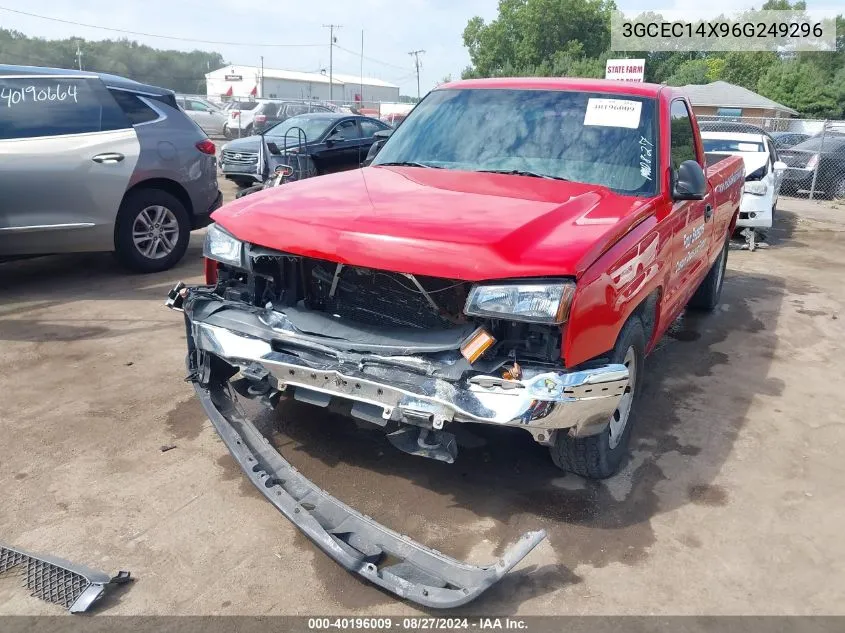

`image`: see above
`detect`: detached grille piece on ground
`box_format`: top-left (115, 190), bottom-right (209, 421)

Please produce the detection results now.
top-left (0, 541), bottom-right (120, 613)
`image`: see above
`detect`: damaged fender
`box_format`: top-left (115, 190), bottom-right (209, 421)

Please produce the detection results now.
top-left (193, 374), bottom-right (546, 608)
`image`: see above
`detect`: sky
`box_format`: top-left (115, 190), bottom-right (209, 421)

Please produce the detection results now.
top-left (0, 0), bottom-right (841, 96)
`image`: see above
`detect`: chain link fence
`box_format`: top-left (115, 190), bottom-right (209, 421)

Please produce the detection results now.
top-left (698, 116), bottom-right (845, 201)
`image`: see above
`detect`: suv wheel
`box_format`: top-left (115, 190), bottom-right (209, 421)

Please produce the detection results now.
top-left (115, 189), bottom-right (190, 273)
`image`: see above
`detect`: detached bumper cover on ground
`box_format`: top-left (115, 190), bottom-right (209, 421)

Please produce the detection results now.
top-left (192, 375), bottom-right (546, 608)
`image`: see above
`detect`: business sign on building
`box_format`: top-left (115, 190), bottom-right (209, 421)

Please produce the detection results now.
top-left (224, 74), bottom-right (243, 81)
top-left (605, 59), bottom-right (645, 82)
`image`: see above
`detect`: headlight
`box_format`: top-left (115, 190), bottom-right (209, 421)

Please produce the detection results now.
top-left (464, 281), bottom-right (576, 324)
top-left (744, 181), bottom-right (768, 196)
top-left (203, 223), bottom-right (243, 267)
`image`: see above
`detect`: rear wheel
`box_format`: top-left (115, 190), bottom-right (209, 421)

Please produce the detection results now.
top-left (833, 176), bottom-right (845, 201)
top-left (550, 316), bottom-right (645, 479)
top-left (688, 239), bottom-right (728, 311)
top-left (114, 189), bottom-right (190, 273)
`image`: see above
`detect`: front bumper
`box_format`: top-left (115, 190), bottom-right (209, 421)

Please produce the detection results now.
top-left (187, 304), bottom-right (629, 437)
top-left (738, 189), bottom-right (774, 228)
top-left (191, 373), bottom-right (546, 608)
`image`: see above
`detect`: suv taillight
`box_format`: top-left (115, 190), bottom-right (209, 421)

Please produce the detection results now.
top-left (196, 139), bottom-right (216, 155)
top-left (255, 114), bottom-right (267, 123)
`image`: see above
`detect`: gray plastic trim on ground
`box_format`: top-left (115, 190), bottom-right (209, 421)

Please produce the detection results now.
top-left (0, 542), bottom-right (114, 613)
top-left (194, 377), bottom-right (547, 608)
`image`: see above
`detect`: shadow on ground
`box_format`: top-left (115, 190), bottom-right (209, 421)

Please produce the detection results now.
top-left (243, 270), bottom-right (787, 613)
top-left (0, 241), bottom-right (205, 342)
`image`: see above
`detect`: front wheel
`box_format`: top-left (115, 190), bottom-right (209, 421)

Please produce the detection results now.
top-left (550, 316), bottom-right (645, 479)
top-left (114, 189), bottom-right (190, 273)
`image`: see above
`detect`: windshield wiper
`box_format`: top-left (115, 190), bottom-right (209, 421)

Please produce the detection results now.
top-left (378, 161), bottom-right (443, 169)
top-left (477, 169), bottom-right (569, 181)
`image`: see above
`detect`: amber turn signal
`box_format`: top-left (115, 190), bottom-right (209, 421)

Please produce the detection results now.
top-left (460, 327), bottom-right (496, 364)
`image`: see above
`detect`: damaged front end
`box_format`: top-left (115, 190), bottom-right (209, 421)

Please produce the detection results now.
top-left (165, 226), bottom-right (630, 606)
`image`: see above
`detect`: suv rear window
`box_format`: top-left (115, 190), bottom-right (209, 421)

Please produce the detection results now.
top-left (109, 89), bottom-right (160, 125)
top-left (0, 76), bottom-right (128, 140)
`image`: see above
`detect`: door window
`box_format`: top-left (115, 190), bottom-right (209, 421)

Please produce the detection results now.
top-left (187, 99), bottom-right (210, 112)
top-left (287, 104), bottom-right (309, 117)
top-left (0, 76), bottom-right (129, 139)
top-left (360, 119), bottom-right (386, 137)
top-left (331, 120), bottom-right (359, 140)
top-left (669, 100), bottom-right (698, 170)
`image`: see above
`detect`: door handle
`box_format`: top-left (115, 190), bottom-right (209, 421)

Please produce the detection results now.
top-left (704, 204), bottom-right (713, 222)
top-left (92, 153), bottom-right (125, 164)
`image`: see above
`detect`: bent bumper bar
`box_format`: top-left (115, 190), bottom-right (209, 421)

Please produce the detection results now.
top-left (192, 320), bottom-right (629, 435)
top-left (193, 376), bottom-right (546, 608)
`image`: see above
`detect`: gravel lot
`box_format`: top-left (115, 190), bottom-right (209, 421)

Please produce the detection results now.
top-left (1, 188), bottom-right (843, 616)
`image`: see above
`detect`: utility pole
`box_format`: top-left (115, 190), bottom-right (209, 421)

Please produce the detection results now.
top-left (323, 24), bottom-right (341, 101)
top-left (360, 30), bottom-right (364, 108)
top-left (260, 55), bottom-right (264, 98)
top-left (408, 49), bottom-right (425, 100)
top-left (75, 42), bottom-right (83, 70)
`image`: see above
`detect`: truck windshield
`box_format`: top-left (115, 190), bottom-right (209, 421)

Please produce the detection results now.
top-left (373, 88), bottom-right (658, 195)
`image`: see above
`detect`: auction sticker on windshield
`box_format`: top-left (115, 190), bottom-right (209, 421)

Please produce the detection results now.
top-left (584, 98), bottom-right (642, 129)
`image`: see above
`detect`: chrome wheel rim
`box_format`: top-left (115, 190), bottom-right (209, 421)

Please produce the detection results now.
top-left (132, 205), bottom-right (179, 260)
top-left (608, 346), bottom-right (637, 449)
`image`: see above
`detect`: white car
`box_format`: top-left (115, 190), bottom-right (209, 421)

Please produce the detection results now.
top-left (702, 131), bottom-right (787, 230)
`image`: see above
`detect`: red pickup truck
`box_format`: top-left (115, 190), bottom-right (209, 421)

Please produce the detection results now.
top-left (168, 78), bottom-right (744, 607)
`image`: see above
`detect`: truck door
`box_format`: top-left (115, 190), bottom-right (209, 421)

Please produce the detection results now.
top-left (666, 100), bottom-right (713, 312)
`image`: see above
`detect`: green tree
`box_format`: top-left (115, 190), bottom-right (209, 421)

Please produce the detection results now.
top-left (462, 0), bottom-right (616, 78)
top-left (757, 60), bottom-right (839, 117)
top-left (666, 59), bottom-right (711, 86)
top-left (0, 29), bottom-right (223, 93)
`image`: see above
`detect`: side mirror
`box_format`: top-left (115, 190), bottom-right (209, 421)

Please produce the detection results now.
top-left (672, 160), bottom-right (707, 201)
top-left (362, 140), bottom-right (386, 166)
top-left (373, 129), bottom-right (393, 140)
top-left (773, 160), bottom-right (787, 172)
top-left (266, 142), bottom-right (281, 155)
top-left (325, 133), bottom-right (343, 147)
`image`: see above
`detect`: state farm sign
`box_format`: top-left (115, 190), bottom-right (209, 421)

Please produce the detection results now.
top-left (605, 59), bottom-right (645, 82)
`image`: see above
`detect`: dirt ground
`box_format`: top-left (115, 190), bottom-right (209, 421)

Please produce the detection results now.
top-left (1, 188), bottom-right (843, 616)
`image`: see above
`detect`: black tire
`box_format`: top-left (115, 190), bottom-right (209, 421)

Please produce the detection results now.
top-left (550, 316), bottom-right (646, 479)
top-left (114, 188), bottom-right (191, 273)
top-left (688, 238), bottom-right (728, 311)
top-left (832, 176), bottom-right (845, 201)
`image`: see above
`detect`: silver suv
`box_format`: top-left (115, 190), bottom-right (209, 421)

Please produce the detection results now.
top-left (0, 65), bottom-right (221, 272)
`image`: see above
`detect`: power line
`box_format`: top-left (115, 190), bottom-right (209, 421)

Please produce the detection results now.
top-left (0, 6), bottom-right (323, 47)
top-left (322, 24), bottom-right (341, 101)
top-left (408, 49), bottom-right (425, 100)
top-left (333, 43), bottom-right (409, 72)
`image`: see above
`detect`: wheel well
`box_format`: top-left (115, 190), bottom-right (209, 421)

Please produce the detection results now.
top-left (632, 287), bottom-right (661, 349)
top-left (123, 178), bottom-right (194, 217)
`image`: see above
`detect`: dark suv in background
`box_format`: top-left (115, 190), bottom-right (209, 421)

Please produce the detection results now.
top-left (0, 65), bottom-right (220, 272)
top-left (252, 101), bottom-right (335, 133)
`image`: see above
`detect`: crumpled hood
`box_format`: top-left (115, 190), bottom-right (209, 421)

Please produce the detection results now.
top-left (709, 151), bottom-right (769, 178)
top-left (212, 166), bottom-right (654, 281)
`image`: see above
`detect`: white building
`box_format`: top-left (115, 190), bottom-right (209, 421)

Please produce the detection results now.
top-left (205, 65), bottom-right (400, 104)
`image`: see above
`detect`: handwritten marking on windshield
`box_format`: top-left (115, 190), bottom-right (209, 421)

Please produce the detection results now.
top-left (639, 135), bottom-right (654, 181)
top-left (1, 84), bottom-right (79, 108)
